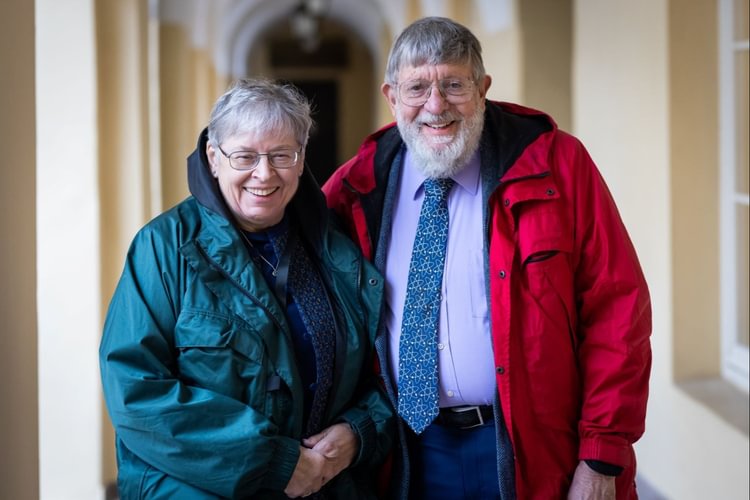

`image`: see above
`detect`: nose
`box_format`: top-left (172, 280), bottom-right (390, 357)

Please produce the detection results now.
top-left (251, 156), bottom-right (275, 180)
top-left (423, 83), bottom-right (450, 113)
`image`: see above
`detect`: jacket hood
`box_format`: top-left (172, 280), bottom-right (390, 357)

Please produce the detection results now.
top-left (187, 128), bottom-right (330, 248)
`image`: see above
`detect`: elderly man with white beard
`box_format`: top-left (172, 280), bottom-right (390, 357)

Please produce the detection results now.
top-left (324, 16), bottom-right (652, 500)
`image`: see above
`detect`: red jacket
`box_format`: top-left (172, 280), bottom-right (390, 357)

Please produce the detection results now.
top-left (323, 101), bottom-right (652, 499)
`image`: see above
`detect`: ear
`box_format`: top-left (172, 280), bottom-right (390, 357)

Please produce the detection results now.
top-left (381, 82), bottom-right (398, 117)
top-left (478, 74), bottom-right (492, 99)
top-left (205, 142), bottom-right (219, 177)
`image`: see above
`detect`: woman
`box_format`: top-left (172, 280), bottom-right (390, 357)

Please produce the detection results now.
top-left (100, 79), bottom-right (393, 499)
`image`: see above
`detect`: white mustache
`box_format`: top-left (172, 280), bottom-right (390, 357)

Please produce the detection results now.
top-left (418, 112), bottom-right (462, 125)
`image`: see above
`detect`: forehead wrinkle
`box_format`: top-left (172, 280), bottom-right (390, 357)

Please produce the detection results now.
top-left (226, 125), bottom-right (293, 150)
top-left (399, 63), bottom-right (472, 82)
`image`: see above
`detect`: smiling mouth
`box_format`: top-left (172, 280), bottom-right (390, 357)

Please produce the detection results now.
top-left (245, 187), bottom-right (279, 197)
top-left (422, 120), bottom-right (457, 144)
top-left (425, 121), bottom-right (454, 129)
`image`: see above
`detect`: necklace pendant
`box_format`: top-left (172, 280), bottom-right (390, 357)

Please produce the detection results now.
top-left (272, 269), bottom-right (278, 277)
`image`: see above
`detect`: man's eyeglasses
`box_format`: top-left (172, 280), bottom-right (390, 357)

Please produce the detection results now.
top-left (396, 77), bottom-right (476, 107)
top-left (218, 146), bottom-right (302, 171)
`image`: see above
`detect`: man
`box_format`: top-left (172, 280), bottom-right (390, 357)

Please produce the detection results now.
top-left (323, 16), bottom-right (651, 500)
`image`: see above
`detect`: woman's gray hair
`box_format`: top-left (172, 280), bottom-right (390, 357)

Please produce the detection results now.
top-left (384, 17), bottom-right (486, 85)
top-left (207, 78), bottom-right (313, 149)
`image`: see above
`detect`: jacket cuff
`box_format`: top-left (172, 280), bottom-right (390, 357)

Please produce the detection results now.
top-left (256, 436), bottom-right (300, 492)
top-left (339, 407), bottom-right (376, 467)
top-left (578, 436), bottom-right (633, 469)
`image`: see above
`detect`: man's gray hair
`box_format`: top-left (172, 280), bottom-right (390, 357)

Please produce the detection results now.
top-left (384, 17), bottom-right (486, 85)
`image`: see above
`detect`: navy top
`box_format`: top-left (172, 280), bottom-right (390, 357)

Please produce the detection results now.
top-left (242, 217), bottom-right (317, 423)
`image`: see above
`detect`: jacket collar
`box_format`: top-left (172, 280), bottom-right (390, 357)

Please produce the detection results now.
top-left (480, 101), bottom-right (555, 183)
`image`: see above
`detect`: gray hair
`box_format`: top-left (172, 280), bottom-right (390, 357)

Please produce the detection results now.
top-left (207, 78), bottom-right (313, 149)
top-left (384, 17), bottom-right (486, 86)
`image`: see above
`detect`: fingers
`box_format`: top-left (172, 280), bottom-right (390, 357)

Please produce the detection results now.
top-left (287, 426), bottom-right (359, 497)
top-left (302, 435), bottom-right (323, 448)
top-left (302, 425), bottom-right (334, 448)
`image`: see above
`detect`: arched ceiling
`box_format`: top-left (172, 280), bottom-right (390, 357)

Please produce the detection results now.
top-left (223, 0), bottom-right (393, 78)
top-left (156, 0), bottom-right (395, 78)
top-left (155, 0), bottom-right (513, 78)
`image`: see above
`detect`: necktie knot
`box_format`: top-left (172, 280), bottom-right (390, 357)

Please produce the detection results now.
top-left (423, 177), bottom-right (454, 201)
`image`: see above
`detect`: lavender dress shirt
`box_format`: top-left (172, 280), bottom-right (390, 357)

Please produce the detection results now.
top-left (384, 149), bottom-right (496, 408)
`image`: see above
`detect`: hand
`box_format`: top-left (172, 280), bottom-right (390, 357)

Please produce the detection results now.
top-left (302, 422), bottom-right (359, 481)
top-left (284, 446), bottom-right (327, 498)
top-left (284, 423), bottom-right (359, 498)
top-left (567, 461), bottom-right (616, 500)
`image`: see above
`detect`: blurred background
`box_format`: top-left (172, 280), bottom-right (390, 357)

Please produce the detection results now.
top-left (1, 0), bottom-right (748, 498)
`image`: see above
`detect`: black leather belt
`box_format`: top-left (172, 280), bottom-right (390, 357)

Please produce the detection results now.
top-left (436, 405), bottom-right (494, 429)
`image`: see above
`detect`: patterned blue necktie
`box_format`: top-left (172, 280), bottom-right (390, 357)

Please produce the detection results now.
top-left (398, 177), bottom-right (454, 434)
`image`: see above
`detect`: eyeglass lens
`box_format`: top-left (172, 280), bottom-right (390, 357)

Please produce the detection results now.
top-left (398, 78), bottom-right (474, 106)
top-left (228, 150), bottom-right (299, 170)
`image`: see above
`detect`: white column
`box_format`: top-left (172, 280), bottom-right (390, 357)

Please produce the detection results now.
top-left (36, 0), bottom-right (104, 498)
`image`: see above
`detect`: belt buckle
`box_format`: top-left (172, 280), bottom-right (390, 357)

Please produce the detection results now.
top-left (451, 405), bottom-right (484, 429)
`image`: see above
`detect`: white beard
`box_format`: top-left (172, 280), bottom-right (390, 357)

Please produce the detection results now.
top-left (396, 103), bottom-right (485, 179)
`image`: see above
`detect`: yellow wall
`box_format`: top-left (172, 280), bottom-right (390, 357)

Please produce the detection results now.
top-left (159, 24), bottom-right (198, 210)
top-left (575, 1), bottom-right (749, 498)
top-left (377, 21), bottom-right (395, 126)
top-left (670, 0), bottom-right (721, 379)
top-left (471, 9), bottom-right (523, 105)
top-left (0, 0), bottom-right (39, 498)
top-left (518, 0), bottom-right (572, 131)
top-left (96, 0), bottom-right (155, 484)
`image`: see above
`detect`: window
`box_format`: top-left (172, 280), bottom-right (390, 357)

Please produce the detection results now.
top-left (719, 0), bottom-right (750, 392)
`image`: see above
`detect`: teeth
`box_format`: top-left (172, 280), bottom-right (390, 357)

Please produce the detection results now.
top-left (427, 122), bottom-right (451, 129)
top-left (246, 187), bottom-right (278, 196)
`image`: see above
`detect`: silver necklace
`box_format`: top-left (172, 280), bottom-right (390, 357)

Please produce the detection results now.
top-left (240, 231), bottom-right (279, 277)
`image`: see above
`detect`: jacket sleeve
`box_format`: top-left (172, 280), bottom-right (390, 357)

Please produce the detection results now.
top-left (99, 225), bottom-right (301, 498)
top-left (337, 380), bottom-right (394, 469)
top-left (323, 161), bottom-right (374, 261)
top-left (329, 233), bottom-right (395, 469)
top-left (563, 135), bottom-right (653, 468)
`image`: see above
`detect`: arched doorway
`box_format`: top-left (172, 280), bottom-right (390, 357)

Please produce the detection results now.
top-left (248, 16), bottom-right (376, 185)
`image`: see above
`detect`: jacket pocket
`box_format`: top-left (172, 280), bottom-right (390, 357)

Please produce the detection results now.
top-left (174, 308), bottom-right (269, 409)
top-left (516, 207), bottom-right (580, 425)
top-left (517, 205), bottom-right (572, 265)
top-left (517, 206), bottom-right (573, 302)
top-left (522, 249), bottom-right (577, 349)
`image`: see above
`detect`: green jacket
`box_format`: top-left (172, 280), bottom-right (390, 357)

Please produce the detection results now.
top-left (100, 130), bottom-right (393, 499)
